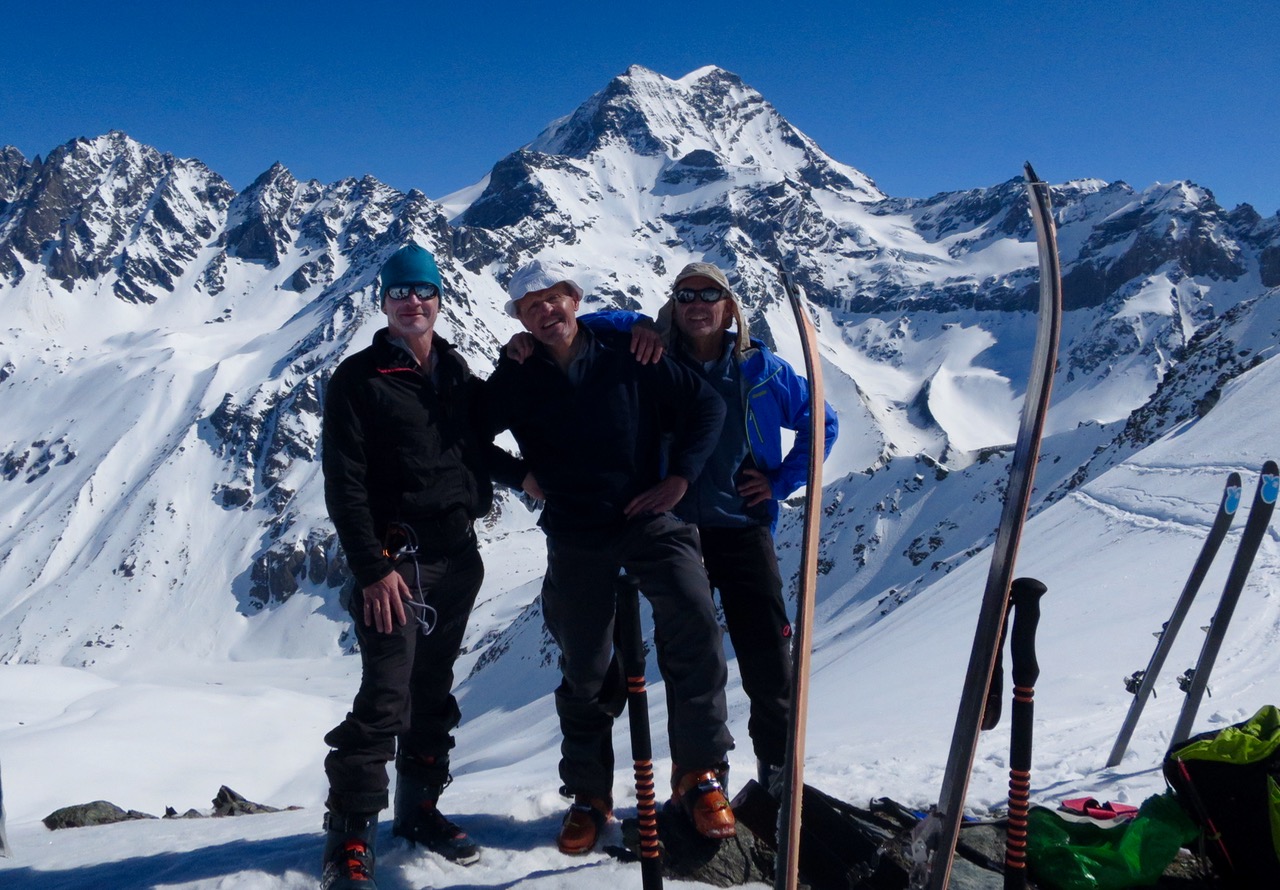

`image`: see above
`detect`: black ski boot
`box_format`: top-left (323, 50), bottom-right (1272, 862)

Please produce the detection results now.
top-left (320, 811), bottom-right (378, 890)
top-left (392, 775), bottom-right (479, 865)
top-left (757, 760), bottom-right (784, 798)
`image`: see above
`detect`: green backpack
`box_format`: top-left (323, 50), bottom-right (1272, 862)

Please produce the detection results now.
top-left (1164, 704), bottom-right (1280, 885)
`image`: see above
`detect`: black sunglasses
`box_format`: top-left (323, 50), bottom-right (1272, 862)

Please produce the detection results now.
top-left (385, 283), bottom-right (440, 301)
top-left (674, 286), bottom-right (725, 304)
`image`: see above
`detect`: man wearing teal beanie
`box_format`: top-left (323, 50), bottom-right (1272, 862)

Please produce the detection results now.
top-left (318, 242), bottom-right (525, 889)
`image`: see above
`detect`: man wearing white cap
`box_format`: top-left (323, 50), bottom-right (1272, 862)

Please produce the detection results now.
top-left (486, 258), bottom-right (738, 854)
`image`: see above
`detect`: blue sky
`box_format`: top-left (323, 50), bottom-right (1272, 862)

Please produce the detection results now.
top-left (4, 1), bottom-right (1277, 214)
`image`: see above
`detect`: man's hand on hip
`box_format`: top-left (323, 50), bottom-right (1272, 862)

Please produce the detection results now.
top-left (624, 476), bottom-right (689, 519)
top-left (362, 571), bottom-right (413, 633)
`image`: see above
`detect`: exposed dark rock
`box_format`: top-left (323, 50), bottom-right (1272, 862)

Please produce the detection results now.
top-left (1, 437), bottom-right (76, 483)
top-left (913, 178), bottom-right (1031, 243)
top-left (1261, 245), bottom-right (1280, 288)
top-left (44, 788), bottom-right (297, 829)
top-left (249, 528), bottom-right (343, 605)
top-left (211, 785), bottom-right (297, 817)
top-left (660, 150), bottom-right (729, 186)
top-left (545, 70), bottom-right (670, 159)
top-left (224, 163), bottom-right (297, 266)
top-left (618, 805), bottom-right (773, 887)
top-left (283, 251), bottom-right (335, 292)
top-left (459, 150), bottom-right (582, 231)
top-left (214, 483), bottom-right (252, 509)
top-left (43, 801), bottom-right (156, 829)
top-left (1064, 189), bottom-right (1246, 310)
top-left (0, 133), bottom-right (233, 299)
top-left (0, 144), bottom-right (30, 204)
top-left (198, 249), bottom-right (228, 296)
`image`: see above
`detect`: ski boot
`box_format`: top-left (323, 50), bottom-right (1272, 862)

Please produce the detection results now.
top-left (391, 774), bottom-right (479, 865)
top-left (320, 811), bottom-right (378, 890)
top-left (672, 767), bottom-right (736, 839)
top-left (757, 760), bottom-right (785, 798)
top-left (556, 790), bottom-right (612, 855)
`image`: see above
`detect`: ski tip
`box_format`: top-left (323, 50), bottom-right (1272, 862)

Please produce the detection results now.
top-left (1261, 460), bottom-right (1279, 505)
top-left (1023, 161), bottom-right (1039, 183)
top-left (776, 268), bottom-right (801, 299)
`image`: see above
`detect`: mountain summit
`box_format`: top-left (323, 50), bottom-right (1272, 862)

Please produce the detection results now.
top-left (0, 66), bottom-right (1276, 678)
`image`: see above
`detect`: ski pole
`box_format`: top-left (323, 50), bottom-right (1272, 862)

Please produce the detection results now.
top-left (616, 575), bottom-right (662, 890)
top-left (1004, 577), bottom-right (1047, 890)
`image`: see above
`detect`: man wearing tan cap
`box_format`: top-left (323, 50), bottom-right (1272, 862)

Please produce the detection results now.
top-left (578, 260), bottom-right (839, 797)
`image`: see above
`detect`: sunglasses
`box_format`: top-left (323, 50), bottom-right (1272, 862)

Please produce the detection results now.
top-left (674, 287), bottom-right (725, 304)
top-left (385, 283), bottom-right (440, 301)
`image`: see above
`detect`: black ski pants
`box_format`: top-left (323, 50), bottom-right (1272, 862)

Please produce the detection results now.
top-left (541, 513), bottom-right (733, 800)
top-left (323, 545), bottom-right (483, 815)
top-left (699, 524), bottom-right (792, 767)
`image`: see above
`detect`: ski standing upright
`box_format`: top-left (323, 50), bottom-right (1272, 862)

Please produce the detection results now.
top-left (910, 164), bottom-right (1063, 890)
top-left (773, 269), bottom-right (826, 890)
top-left (1105, 472), bottom-right (1243, 767)
top-left (0, 756), bottom-right (9, 857)
top-left (1170, 461), bottom-right (1279, 746)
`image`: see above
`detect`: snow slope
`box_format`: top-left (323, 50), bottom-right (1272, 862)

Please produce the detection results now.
top-left (2, 64), bottom-right (1278, 889)
top-left (2, 355), bottom-right (1276, 889)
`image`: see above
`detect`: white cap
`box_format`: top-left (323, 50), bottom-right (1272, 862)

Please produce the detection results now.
top-left (504, 259), bottom-right (583, 317)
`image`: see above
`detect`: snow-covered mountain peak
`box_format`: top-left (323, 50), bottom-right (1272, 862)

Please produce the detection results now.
top-left (4, 71), bottom-right (1280, 888)
top-left (522, 65), bottom-right (881, 200)
top-left (674, 63), bottom-right (725, 85)
top-left (1, 63), bottom-right (1278, 675)
top-left (0, 131), bottom-right (236, 302)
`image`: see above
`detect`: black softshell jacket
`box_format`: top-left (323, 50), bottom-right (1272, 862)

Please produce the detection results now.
top-left (485, 327), bottom-right (725, 535)
top-left (322, 329), bottom-right (523, 587)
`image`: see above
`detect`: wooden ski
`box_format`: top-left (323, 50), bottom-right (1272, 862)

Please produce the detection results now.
top-left (773, 270), bottom-right (826, 890)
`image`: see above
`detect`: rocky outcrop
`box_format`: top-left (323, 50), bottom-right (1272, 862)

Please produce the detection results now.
top-left (43, 801), bottom-right (157, 829)
top-left (42, 787), bottom-right (297, 829)
top-left (0, 132), bottom-right (234, 299)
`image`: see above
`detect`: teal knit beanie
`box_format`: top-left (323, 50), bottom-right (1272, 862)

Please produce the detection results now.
top-left (378, 244), bottom-right (442, 298)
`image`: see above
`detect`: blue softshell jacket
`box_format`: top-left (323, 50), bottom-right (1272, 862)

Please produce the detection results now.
top-left (580, 311), bottom-right (839, 527)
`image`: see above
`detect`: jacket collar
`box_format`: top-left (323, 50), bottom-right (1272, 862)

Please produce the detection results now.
top-left (372, 328), bottom-right (463, 380)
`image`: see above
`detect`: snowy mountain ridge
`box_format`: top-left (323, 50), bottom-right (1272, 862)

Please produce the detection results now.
top-left (0, 63), bottom-right (1276, 666)
top-left (0, 65), bottom-right (1278, 889)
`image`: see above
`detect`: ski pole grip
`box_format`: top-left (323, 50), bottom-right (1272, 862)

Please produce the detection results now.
top-left (1009, 578), bottom-right (1046, 689)
top-left (617, 575), bottom-right (645, 679)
